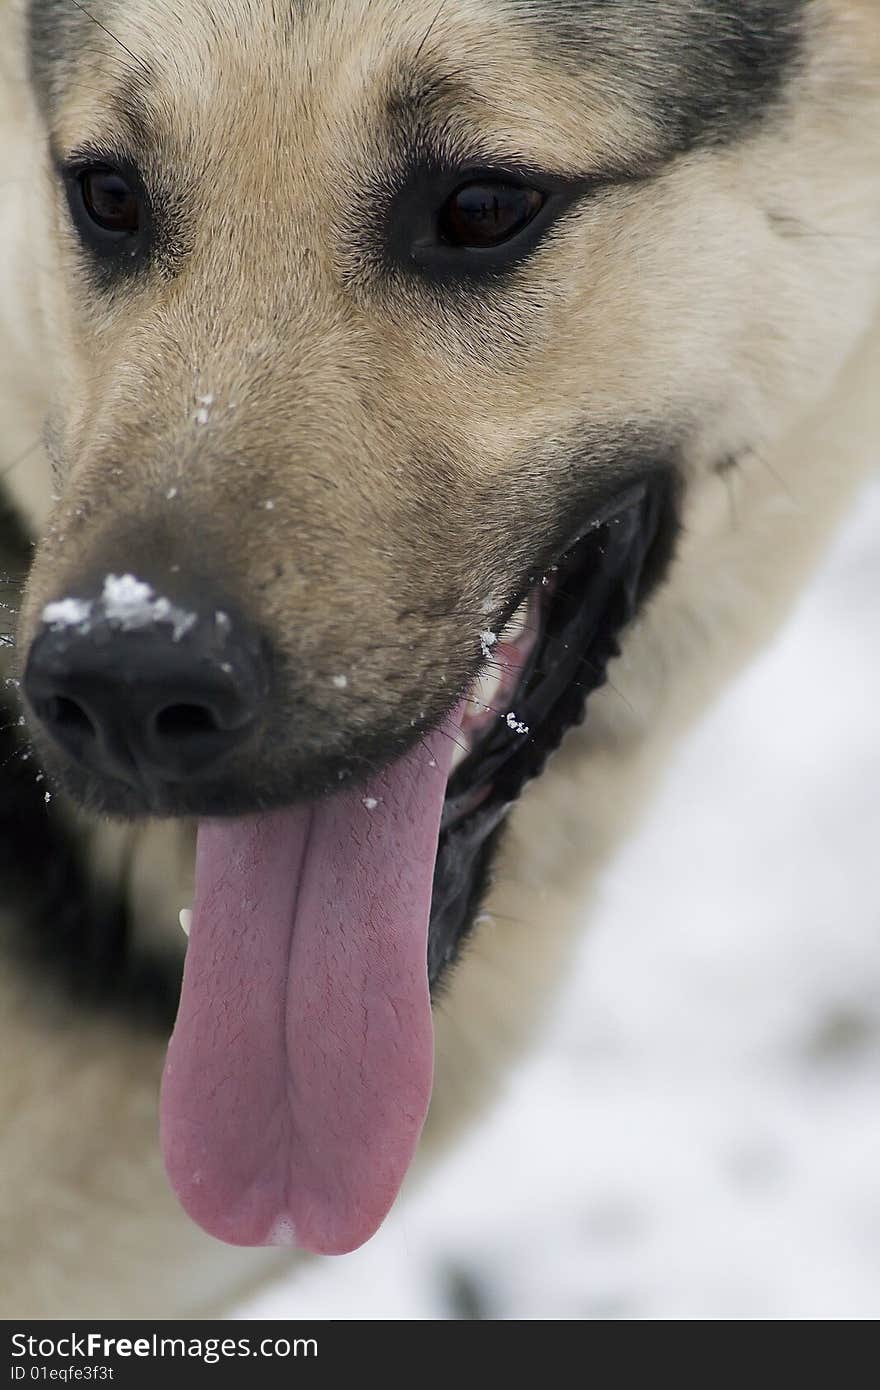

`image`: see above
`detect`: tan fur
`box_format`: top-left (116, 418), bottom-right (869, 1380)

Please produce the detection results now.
top-left (1, 0), bottom-right (878, 1315)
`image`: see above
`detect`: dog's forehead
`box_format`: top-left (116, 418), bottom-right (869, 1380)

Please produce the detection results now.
top-left (28, 0), bottom-right (638, 174)
top-left (29, 0), bottom-right (804, 175)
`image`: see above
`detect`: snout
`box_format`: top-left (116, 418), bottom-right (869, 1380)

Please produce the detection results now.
top-left (24, 575), bottom-right (267, 798)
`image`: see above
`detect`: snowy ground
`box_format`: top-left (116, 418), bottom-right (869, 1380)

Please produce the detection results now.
top-left (239, 478), bottom-right (880, 1321)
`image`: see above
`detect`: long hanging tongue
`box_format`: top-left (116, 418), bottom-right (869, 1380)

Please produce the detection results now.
top-left (160, 719), bottom-right (461, 1254)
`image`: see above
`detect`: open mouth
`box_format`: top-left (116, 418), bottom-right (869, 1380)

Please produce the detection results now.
top-left (160, 471), bottom-right (676, 1258)
top-left (428, 472), bottom-right (675, 986)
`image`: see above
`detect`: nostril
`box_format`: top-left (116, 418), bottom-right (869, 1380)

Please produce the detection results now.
top-left (25, 593), bottom-right (265, 786)
top-left (154, 703), bottom-right (222, 743)
top-left (48, 696), bottom-right (96, 740)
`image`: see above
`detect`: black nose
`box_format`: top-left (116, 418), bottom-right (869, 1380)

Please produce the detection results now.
top-left (24, 585), bottom-right (266, 788)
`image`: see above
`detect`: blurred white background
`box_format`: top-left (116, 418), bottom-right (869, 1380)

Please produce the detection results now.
top-left (240, 477), bottom-right (880, 1320)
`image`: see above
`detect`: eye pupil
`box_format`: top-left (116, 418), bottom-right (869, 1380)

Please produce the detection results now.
top-left (439, 181), bottom-right (544, 249)
top-left (79, 167), bottom-right (140, 235)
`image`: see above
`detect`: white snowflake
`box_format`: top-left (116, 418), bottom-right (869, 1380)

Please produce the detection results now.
top-left (41, 597), bottom-right (93, 631)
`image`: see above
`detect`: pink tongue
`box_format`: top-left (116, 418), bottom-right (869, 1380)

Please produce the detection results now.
top-left (160, 720), bottom-right (460, 1254)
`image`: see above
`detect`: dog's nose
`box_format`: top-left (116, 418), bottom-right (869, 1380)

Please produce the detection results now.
top-left (24, 588), bottom-right (266, 787)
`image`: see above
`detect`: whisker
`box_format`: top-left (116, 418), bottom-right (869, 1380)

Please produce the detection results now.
top-left (1, 437), bottom-right (43, 481)
top-left (435, 717), bottom-right (470, 757)
top-left (413, 0), bottom-right (449, 61)
top-left (65, 1), bottom-right (153, 79)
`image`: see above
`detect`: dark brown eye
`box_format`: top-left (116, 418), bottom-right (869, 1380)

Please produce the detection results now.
top-left (438, 181), bottom-right (545, 249)
top-left (79, 166), bottom-right (141, 235)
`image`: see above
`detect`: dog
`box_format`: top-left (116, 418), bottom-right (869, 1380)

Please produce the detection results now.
top-left (1, 0), bottom-right (878, 1317)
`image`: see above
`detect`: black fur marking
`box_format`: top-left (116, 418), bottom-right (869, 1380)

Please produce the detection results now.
top-left (0, 496), bottom-right (179, 1030)
top-left (28, 1), bottom-right (155, 118)
top-left (0, 735), bottom-right (181, 1031)
top-left (514, 0), bottom-right (807, 153)
top-left (27, 0), bottom-right (75, 114)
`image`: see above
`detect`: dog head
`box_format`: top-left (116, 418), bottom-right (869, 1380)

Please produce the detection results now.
top-left (15, 0), bottom-right (880, 1252)
top-left (20, 0), bottom-right (876, 806)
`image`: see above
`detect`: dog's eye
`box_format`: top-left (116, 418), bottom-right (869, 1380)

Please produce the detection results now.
top-left (438, 181), bottom-right (545, 249)
top-left (77, 166), bottom-right (141, 236)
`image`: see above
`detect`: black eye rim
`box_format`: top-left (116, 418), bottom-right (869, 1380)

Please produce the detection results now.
top-left (57, 148), bottom-right (151, 265)
top-left (377, 159), bottom-right (596, 286)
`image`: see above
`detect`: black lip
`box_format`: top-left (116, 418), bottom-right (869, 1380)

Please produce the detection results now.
top-left (427, 471), bottom-right (678, 990)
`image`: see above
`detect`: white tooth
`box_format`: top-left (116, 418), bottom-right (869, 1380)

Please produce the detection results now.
top-left (469, 663), bottom-right (505, 713)
top-left (500, 598), bottom-right (530, 645)
top-left (179, 908), bottom-right (192, 937)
